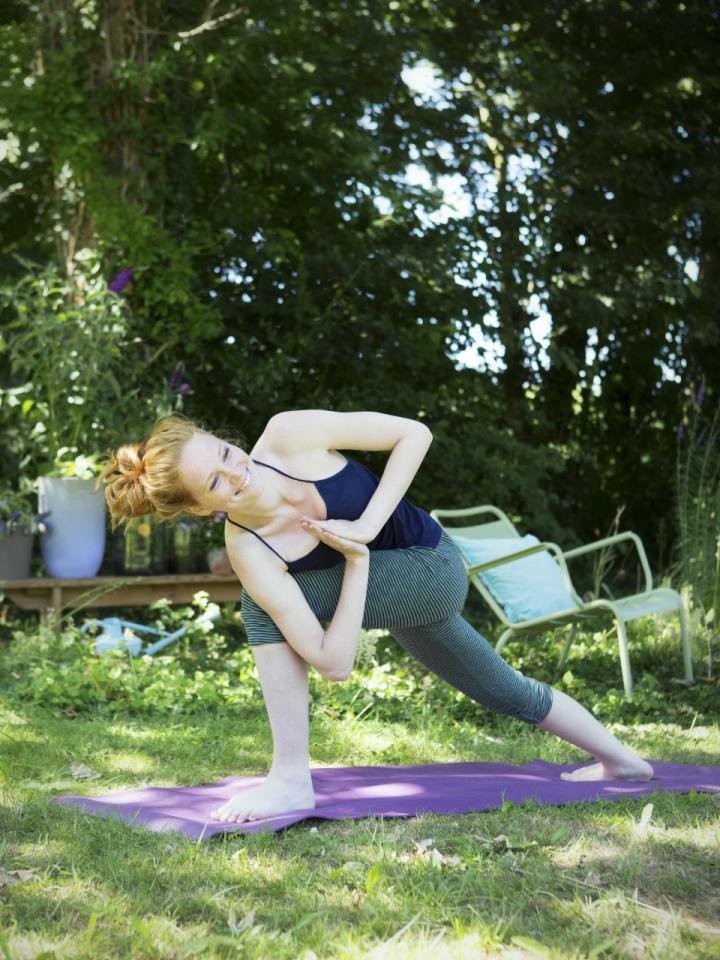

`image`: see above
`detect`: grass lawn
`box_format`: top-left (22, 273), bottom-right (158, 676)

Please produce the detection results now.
top-left (2, 690), bottom-right (719, 960)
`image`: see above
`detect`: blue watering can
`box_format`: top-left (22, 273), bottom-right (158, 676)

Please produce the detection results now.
top-left (80, 607), bottom-right (220, 656)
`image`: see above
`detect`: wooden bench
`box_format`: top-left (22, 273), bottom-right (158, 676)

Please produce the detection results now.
top-left (0, 574), bottom-right (241, 625)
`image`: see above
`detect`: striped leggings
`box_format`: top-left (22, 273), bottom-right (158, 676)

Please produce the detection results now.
top-left (241, 529), bottom-right (553, 725)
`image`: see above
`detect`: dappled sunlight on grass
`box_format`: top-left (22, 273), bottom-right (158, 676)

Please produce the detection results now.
top-left (2, 605), bottom-right (719, 959)
top-left (101, 753), bottom-right (159, 775)
top-left (0, 930), bottom-right (82, 960)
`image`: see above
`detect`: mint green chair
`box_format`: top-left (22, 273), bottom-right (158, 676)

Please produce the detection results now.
top-left (430, 505), bottom-right (694, 697)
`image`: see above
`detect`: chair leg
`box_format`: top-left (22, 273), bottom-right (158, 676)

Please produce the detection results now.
top-left (495, 628), bottom-right (514, 655)
top-left (677, 600), bottom-right (695, 683)
top-left (556, 623), bottom-right (577, 673)
top-left (615, 617), bottom-right (634, 697)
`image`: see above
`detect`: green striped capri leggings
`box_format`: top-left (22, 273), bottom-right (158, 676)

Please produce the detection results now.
top-left (241, 529), bottom-right (554, 725)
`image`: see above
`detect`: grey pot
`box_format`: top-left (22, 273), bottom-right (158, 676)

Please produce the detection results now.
top-left (0, 527), bottom-right (34, 579)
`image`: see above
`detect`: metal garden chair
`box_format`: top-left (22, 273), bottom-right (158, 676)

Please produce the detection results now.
top-left (430, 505), bottom-right (694, 697)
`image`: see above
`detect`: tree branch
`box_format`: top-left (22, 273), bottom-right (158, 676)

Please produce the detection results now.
top-left (177, 7), bottom-right (245, 39)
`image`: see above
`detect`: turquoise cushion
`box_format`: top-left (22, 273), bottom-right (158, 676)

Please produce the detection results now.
top-left (450, 533), bottom-right (577, 622)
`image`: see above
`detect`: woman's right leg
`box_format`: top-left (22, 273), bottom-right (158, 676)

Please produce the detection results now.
top-left (210, 642), bottom-right (315, 823)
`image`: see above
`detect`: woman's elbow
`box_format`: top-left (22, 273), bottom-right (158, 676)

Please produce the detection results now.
top-left (414, 421), bottom-right (432, 441)
top-left (322, 665), bottom-right (352, 682)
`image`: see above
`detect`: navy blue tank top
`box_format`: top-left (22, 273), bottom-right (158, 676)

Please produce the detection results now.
top-left (226, 456), bottom-right (442, 572)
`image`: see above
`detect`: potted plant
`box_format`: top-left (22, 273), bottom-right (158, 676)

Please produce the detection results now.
top-left (0, 487), bottom-right (52, 580)
top-left (2, 250), bottom-right (190, 578)
top-left (1, 252), bottom-right (131, 577)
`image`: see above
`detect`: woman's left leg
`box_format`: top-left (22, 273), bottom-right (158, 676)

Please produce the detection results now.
top-left (389, 614), bottom-right (652, 780)
top-left (537, 689), bottom-right (653, 781)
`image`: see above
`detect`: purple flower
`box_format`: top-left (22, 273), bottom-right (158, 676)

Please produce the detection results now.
top-left (696, 383), bottom-right (705, 406)
top-left (676, 423), bottom-right (686, 439)
top-left (696, 427), bottom-right (707, 446)
top-left (9, 511), bottom-right (21, 521)
top-left (109, 268), bottom-right (134, 293)
top-left (179, 383), bottom-right (192, 394)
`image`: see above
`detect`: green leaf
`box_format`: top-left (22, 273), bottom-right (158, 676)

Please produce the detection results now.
top-left (364, 862), bottom-right (383, 893)
top-left (588, 940), bottom-right (615, 958)
top-left (510, 936), bottom-right (552, 958)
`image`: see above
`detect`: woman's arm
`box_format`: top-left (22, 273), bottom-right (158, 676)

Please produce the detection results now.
top-left (228, 532), bottom-right (369, 682)
top-left (319, 552), bottom-right (369, 681)
top-left (267, 409), bottom-right (433, 538)
top-left (358, 427), bottom-right (433, 536)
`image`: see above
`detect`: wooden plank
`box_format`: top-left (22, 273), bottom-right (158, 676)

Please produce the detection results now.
top-left (0, 575), bottom-right (241, 611)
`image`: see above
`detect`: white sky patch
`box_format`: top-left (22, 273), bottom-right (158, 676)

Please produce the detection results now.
top-left (405, 163), bottom-right (432, 190)
top-left (402, 60), bottom-right (444, 100)
top-left (437, 174), bottom-right (473, 220)
top-left (453, 315), bottom-right (505, 375)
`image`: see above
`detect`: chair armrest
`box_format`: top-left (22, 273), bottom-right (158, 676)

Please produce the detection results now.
top-left (465, 541), bottom-right (578, 602)
top-left (562, 532), bottom-right (653, 594)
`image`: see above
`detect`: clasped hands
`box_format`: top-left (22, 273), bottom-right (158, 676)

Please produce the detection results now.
top-left (299, 515), bottom-right (376, 560)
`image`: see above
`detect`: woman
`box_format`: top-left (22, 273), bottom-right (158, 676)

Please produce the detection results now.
top-left (100, 409), bottom-right (652, 824)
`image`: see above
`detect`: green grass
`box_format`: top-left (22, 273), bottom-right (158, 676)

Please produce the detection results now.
top-left (1, 611), bottom-right (719, 959)
top-left (2, 709), bottom-right (719, 958)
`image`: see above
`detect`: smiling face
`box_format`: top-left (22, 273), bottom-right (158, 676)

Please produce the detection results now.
top-left (179, 430), bottom-right (256, 516)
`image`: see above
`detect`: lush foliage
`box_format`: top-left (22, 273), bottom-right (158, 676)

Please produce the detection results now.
top-left (0, 2), bottom-right (717, 565)
top-left (1, 593), bottom-right (715, 728)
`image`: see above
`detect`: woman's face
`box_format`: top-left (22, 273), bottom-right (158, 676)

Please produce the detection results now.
top-left (179, 431), bottom-right (257, 515)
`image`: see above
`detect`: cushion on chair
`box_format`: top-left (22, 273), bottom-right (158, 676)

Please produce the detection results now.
top-left (450, 534), bottom-right (577, 622)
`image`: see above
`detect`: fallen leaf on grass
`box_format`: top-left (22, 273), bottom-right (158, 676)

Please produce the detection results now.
top-left (638, 802), bottom-right (653, 831)
top-left (396, 838), bottom-right (465, 869)
top-left (227, 908), bottom-right (259, 936)
top-left (0, 868), bottom-right (40, 888)
top-left (69, 763), bottom-right (101, 780)
top-left (493, 834), bottom-right (539, 852)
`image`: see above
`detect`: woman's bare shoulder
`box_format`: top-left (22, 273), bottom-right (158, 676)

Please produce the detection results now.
top-left (251, 420), bottom-right (344, 476)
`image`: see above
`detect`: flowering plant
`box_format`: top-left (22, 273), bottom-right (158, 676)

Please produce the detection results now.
top-left (0, 488), bottom-right (52, 537)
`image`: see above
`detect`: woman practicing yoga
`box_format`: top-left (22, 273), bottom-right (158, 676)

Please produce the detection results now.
top-left (100, 409), bottom-right (652, 824)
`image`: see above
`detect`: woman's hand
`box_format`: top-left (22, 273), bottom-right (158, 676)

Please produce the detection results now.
top-left (300, 517), bottom-right (376, 544)
top-left (300, 517), bottom-right (370, 562)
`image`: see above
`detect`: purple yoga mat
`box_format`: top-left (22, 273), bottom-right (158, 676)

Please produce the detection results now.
top-left (52, 759), bottom-right (720, 840)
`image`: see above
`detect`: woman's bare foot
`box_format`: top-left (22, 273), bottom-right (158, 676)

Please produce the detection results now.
top-left (210, 772), bottom-right (315, 823)
top-left (561, 757), bottom-right (654, 782)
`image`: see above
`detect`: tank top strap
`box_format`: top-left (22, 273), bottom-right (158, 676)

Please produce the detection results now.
top-left (251, 458), bottom-right (314, 482)
top-left (225, 516), bottom-right (288, 564)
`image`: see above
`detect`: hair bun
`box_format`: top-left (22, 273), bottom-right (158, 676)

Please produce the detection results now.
top-left (97, 440), bottom-right (155, 530)
top-left (128, 446), bottom-right (146, 481)
top-left (119, 444), bottom-right (144, 482)
top-left (98, 413), bottom-right (202, 532)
